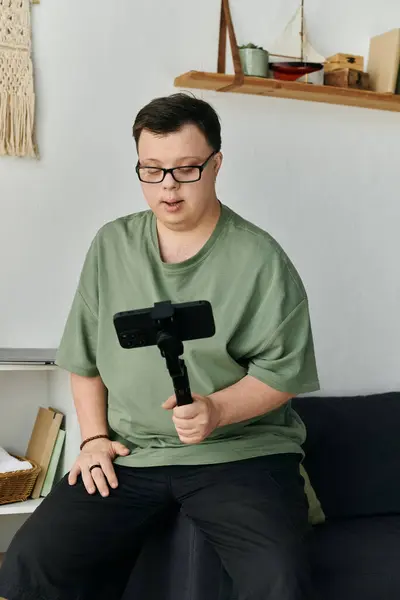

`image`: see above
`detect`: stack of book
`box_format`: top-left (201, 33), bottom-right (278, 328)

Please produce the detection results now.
top-left (367, 28), bottom-right (400, 94)
top-left (26, 407), bottom-right (66, 498)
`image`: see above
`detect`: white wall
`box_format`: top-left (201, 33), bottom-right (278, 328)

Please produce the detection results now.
top-left (0, 0), bottom-right (399, 395)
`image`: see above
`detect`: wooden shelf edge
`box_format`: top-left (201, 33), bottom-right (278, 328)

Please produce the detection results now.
top-left (174, 71), bottom-right (400, 113)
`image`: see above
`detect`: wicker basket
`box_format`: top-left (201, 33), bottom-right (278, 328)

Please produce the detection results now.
top-left (0, 455), bottom-right (41, 505)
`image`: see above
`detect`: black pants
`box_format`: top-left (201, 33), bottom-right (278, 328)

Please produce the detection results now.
top-left (0, 453), bottom-right (314, 600)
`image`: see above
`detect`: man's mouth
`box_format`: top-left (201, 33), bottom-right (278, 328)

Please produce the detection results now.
top-left (162, 200), bottom-right (183, 207)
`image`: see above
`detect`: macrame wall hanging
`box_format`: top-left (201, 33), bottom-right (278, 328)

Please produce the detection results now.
top-left (0, 0), bottom-right (38, 158)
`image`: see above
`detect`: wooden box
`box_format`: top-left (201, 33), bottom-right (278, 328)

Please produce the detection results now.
top-left (325, 53), bottom-right (364, 73)
top-left (324, 68), bottom-right (370, 90)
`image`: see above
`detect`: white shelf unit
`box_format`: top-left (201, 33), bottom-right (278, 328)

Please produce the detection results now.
top-left (0, 365), bottom-right (58, 372)
top-left (0, 498), bottom-right (43, 516)
top-left (0, 353), bottom-right (79, 553)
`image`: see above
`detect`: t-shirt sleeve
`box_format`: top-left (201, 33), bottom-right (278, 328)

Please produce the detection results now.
top-left (247, 298), bottom-right (320, 394)
top-left (238, 242), bottom-right (320, 395)
top-left (55, 234), bottom-right (100, 377)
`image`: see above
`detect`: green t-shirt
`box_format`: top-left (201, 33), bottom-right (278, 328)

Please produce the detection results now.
top-left (55, 204), bottom-right (320, 467)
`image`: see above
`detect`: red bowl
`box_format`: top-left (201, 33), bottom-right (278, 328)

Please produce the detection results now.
top-left (270, 62), bottom-right (323, 81)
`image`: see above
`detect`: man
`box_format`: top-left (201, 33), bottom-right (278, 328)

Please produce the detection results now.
top-left (0, 93), bottom-right (319, 600)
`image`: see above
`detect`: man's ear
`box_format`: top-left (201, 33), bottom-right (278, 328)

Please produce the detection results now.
top-left (214, 152), bottom-right (223, 177)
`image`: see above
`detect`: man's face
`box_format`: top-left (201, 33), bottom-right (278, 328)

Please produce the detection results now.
top-left (137, 124), bottom-right (222, 231)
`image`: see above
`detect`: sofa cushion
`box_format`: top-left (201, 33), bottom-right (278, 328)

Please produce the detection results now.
top-left (293, 392), bottom-right (400, 519)
top-left (300, 464), bottom-right (325, 524)
top-left (310, 516), bottom-right (400, 600)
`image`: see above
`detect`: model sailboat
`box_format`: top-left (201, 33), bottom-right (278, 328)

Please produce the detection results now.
top-left (268, 0), bottom-right (325, 82)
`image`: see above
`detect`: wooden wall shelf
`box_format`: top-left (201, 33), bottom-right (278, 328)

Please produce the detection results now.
top-left (174, 71), bottom-right (400, 113)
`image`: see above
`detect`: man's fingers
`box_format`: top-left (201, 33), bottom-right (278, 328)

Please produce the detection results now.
top-left (176, 427), bottom-right (199, 438)
top-left (91, 467), bottom-right (110, 497)
top-left (173, 414), bottom-right (208, 428)
top-left (162, 396), bottom-right (177, 410)
top-left (101, 459), bottom-right (119, 489)
top-left (172, 415), bottom-right (197, 431)
top-left (173, 404), bottom-right (199, 419)
top-left (113, 442), bottom-right (130, 456)
top-left (81, 468), bottom-right (97, 495)
top-left (78, 459), bottom-right (118, 496)
top-left (68, 464), bottom-right (80, 486)
top-left (178, 433), bottom-right (201, 445)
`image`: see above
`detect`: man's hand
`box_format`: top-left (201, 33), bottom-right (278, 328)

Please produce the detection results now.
top-left (162, 394), bottom-right (222, 444)
top-left (68, 439), bottom-right (130, 497)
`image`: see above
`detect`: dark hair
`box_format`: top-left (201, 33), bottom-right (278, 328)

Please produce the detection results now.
top-left (132, 93), bottom-right (221, 152)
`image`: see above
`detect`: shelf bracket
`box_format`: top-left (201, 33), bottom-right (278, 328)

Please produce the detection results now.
top-left (217, 0), bottom-right (244, 92)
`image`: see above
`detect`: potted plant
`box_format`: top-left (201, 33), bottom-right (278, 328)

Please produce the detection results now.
top-left (239, 43), bottom-right (269, 78)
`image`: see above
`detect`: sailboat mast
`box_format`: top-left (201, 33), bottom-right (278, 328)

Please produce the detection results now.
top-left (300, 0), bottom-right (305, 62)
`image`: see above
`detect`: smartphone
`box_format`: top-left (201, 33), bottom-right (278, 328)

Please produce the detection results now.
top-left (113, 300), bottom-right (215, 350)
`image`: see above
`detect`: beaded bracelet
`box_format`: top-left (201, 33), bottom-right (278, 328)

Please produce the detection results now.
top-left (80, 434), bottom-right (109, 451)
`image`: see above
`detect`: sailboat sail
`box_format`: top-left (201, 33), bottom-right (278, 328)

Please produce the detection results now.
top-left (269, 6), bottom-right (325, 63)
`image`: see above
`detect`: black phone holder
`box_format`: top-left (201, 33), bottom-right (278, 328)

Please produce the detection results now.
top-left (151, 301), bottom-right (193, 406)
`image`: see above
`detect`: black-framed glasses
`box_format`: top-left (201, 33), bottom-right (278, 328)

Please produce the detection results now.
top-left (136, 151), bottom-right (217, 184)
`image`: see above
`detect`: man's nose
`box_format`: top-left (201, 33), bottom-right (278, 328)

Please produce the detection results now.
top-left (162, 172), bottom-right (179, 189)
